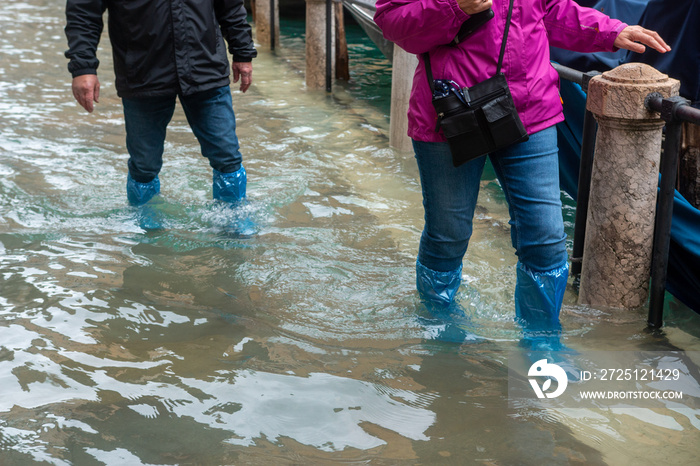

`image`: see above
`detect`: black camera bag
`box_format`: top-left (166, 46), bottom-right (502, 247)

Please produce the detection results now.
top-left (425, 0), bottom-right (528, 167)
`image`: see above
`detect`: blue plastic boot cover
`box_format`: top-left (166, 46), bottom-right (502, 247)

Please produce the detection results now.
top-left (213, 166), bottom-right (247, 204)
top-left (416, 260), bottom-right (462, 308)
top-left (126, 174), bottom-right (160, 206)
top-left (515, 261), bottom-right (569, 344)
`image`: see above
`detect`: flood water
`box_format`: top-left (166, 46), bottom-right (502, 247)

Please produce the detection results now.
top-left (1, 1), bottom-right (700, 464)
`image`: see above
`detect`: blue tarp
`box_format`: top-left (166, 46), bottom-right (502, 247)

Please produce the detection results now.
top-left (551, 0), bottom-right (649, 72)
top-left (551, 0), bottom-right (700, 106)
top-left (626, 0), bottom-right (700, 107)
top-left (553, 0), bottom-right (700, 313)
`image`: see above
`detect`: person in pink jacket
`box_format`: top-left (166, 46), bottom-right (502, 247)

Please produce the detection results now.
top-left (374, 0), bottom-right (670, 347)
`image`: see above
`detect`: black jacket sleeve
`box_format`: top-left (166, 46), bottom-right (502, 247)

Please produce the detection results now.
top-left (214, 0), bottom-right (257, 62)
top-left (64, 0), bottom-right (107, 77)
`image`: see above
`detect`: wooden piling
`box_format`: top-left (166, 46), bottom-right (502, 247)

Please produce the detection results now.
top-left (305, 0), bottom-right (334, 89)
top-left (389, 46), bottom-right (418, 152)
top-left (254, 0), bottom-right (279, 50)
top-left (335, 1), bottom-right (349, 81)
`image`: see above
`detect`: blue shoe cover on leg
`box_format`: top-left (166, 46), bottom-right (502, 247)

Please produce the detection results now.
top-left (126, 175), bottom-right (163, 230)
top-left (127, 174), bottom-right (160, 206)
top-left (515, 261), bottom-right (575, 352)
top-left (514, 262), bottom-right (579, 380)
top-left (415, 260), bottom-right (480, 343)
top-left (213, 166), bottom-right (246, 204)
top-left (212, 166), bottom-right (257, 237)
top-left (416, 260), bottom-right (462, 309)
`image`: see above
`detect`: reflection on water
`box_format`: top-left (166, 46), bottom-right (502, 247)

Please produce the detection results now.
top-left (1, 1), bottom-right (700, 464)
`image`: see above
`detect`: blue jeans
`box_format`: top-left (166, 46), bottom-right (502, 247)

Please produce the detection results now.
top-left (122, 86), bottom-right (242, 183)
top-left (413, 126), bottom-right (568, 275)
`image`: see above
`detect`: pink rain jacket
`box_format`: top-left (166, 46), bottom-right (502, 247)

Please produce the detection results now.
top-left (374, 0), bottom-right (627, 142)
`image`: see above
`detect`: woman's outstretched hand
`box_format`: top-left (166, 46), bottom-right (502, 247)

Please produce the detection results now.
top-left (614, 25), bottom-right (671, 54)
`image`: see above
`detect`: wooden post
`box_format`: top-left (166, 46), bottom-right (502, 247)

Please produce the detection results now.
top-left (389, 46), bottom-right (418, 152)
top-left (335, 1), bottom-right (349, 81)
top-left (579, 63), bottom-right (680, 309)
top-left (305, 0), bottom-right (334, 89)
top-left (678, 122), bottom-right (700, 209)
top-left (254, 0), bottom-right (279, 50)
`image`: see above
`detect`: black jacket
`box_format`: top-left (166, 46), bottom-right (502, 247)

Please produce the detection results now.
top-left (65, 0), bottom-right (257, 98)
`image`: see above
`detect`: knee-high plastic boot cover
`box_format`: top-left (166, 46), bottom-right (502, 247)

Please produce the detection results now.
top-left (127, 174), bottom-right (160, 206)
top-left (213, 166), bottom-right (246, 204)
top-left (127, 174), bottom-right (163, 230)
top-left (213, 166), bottom-right (256, 237)
top-left (416, 260), bottom-right (479, 343)
top-left (515, 261), bottom-right (569, 351)
top-left (416, 260), bottom-right (462, 309)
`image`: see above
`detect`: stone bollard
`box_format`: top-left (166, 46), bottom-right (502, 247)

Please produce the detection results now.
top-left (254, 0), bottom-right (279, 50)
top-left (305, 0), bottom-right (334, 89)
top-left (579, 63), bottom-right (680, 309)
top-left (389, 47), bottom-right (418, 152)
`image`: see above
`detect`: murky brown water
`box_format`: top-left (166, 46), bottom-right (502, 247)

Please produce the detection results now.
top-left (1, 1), bottom-right (699, 464)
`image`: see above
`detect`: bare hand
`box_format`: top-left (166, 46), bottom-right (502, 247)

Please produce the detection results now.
top-left (457, 0), bottom-right (492, 16)
top-left (72, 74), bottom-right (100, 113)
top-left (614, 25), bottom-right (671, 54)
top-left (232, 61), bottom-right (253, 93)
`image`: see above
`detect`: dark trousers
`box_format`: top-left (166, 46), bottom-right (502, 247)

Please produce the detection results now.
top-left (122, 85), bottom-right (242, 183)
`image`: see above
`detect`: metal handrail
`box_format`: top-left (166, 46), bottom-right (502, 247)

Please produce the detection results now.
top-left (646, 93), bottom-right (700, 125)
top-left (551, 63), bottom-right (600, 279)
top-left (645, 94), bottom-right (699, 328)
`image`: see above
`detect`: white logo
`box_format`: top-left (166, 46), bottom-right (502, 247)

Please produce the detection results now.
top-left (528, 359), bottom-right (568, 399)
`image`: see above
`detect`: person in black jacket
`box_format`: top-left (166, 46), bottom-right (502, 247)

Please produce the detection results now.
top-left (64, 0), bottom-right (258, 231)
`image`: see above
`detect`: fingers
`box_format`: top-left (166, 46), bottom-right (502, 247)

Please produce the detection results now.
top-left (231, 69), bottom-right (251, 93)
top-left (72, 85), bottom-right (93, 113)
top-left (614, 25), bottom-right (671, 54)
top-left (72, 75), bottom-right (100, 113)
top-left (616, 35), bottom-right (646, 54)
top-left (239, 72), bottom-right (251, 93)
top-left (638, 27), bottom-right (672, 53)
top-left (479, 0), bottom-right (493, 13)
top-left (231, 62), bottom-right (253, 93)
top-left (456, 0), bottom-right (492, 15)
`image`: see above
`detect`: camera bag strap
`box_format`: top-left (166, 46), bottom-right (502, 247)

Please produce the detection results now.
top-left (422, 0), bottom-right (515, 90)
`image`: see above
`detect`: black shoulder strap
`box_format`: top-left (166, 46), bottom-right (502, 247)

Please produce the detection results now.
top-left (496, 0), bottom-right (515, 74)
top-left (423, 0), bottom-right (515, 87)
top-left (424, 52), bottom-right (435, 94)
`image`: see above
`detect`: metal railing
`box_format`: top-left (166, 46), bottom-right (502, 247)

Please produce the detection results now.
top-left (552, 62), bottom-right (700, 329)
top-left (645, 93), bottom-right (700, 328)
top-left (551, 63), bottom-right (600, 282)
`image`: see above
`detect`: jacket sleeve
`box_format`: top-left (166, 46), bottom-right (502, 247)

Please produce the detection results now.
top-left (215, 0), bottom-right (258, 62)
top-left (373, 0), bottom-right (469, 54)
top-left (544, 0), bottom-right (627, 53)
top-left (64, 0), bottom-right (106, 77)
